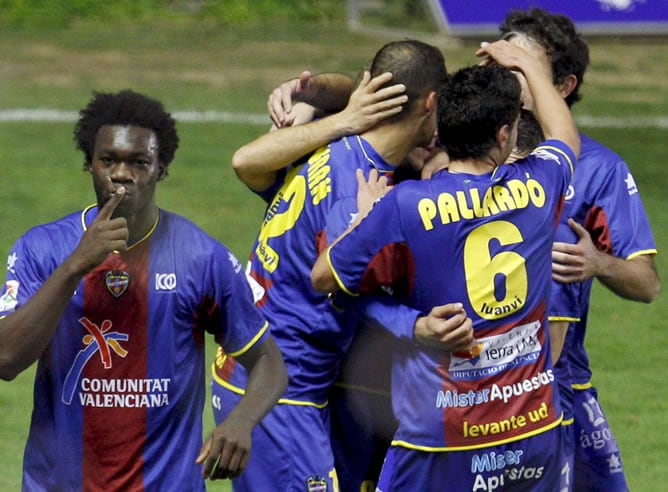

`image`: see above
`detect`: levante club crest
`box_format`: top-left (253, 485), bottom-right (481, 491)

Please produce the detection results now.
top-left (105, 270), bottom-right (131, 298)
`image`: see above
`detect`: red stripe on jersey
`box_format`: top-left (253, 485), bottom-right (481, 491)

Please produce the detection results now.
top-left (81, 246), bottom-right (150, 490)
top-left (360, 242), bottom-right (415, 298)
top-left (584, 205), bottom-right (613, 255)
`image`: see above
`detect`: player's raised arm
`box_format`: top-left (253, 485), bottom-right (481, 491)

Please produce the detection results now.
top-left (232, 71), bottom-right (407, 192)
top-left (477, 40), bottom-right (580, 159)
top-left (0, 190), bottom-right (129, 381)
top-left (268, 71), bottom-right (359, 127)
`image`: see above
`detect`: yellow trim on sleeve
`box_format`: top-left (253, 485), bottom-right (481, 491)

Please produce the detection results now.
top-left (627, 249), bottom-right (657, 260)
top-left (326, 246), bottom-right (358, 297)
top-left (226, 320), bottom-right (269, 358)
top-left (561, 417), bottom-right (574, 426)
top-left (571, 382), bottom-right (593, 390)
top-left (390, 414), bottom-right (563, 452)
top-left (536, 144), bottom-right (575, 176)
top-left (211, 366), bottom-right (329, 408)
top-left (548, 316), bottom-right (580, 323)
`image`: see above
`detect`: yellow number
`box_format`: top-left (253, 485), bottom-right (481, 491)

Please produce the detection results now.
top-left (328, 468), bottom-right (340, 492)
top-left (360, 479), bottom-right (376, 492)
top-left (255, 166), bottom-right (306, 273)
top-left (464, 221), bottom-right (528, 319)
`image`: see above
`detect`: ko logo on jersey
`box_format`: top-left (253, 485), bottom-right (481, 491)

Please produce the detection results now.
top-left (155, 273), bottom-right (177, 291)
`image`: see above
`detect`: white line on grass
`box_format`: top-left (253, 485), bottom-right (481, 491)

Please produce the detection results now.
top-left (0, 109), bottom-right (667, 128)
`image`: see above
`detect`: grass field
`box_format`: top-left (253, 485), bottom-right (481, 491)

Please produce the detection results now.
top-left (0, 17), bottom-right (666, 491)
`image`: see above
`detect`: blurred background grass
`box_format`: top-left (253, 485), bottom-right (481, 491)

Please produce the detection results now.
top-left (0, 2), bottom-right (666, 490)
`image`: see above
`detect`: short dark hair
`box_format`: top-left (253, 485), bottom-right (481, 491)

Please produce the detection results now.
top-left (500, 8), bottom-right (590, 107)
top-left (74, 89), bottom-right (179, 170)
top-left (516, 109), bottom-right (544, 156)
top-left (367, 39), bottom-right (447, 122)
top-left (437, 64), bottom-right (521, 160)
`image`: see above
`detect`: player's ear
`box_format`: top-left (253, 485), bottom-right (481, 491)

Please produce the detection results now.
top-left (425, 91), bottom-right (437, 115)
top-left (556, 74), bottom-right (578, 100)
top-left (496, 123), bottom-right (511, 148)
top-left (156, 163), bottom-right (167, 181)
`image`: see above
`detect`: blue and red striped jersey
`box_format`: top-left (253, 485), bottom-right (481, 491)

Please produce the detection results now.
top-left (327, 140), bottom-right (575, 450)
top-left (216, 135), bottom-right (397, 406)
top-left (1, 206), bottom-right (268, 491)
top-left (548, 133), bottom-right (657, 386)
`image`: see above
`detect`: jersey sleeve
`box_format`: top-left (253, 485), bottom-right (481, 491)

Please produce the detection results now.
top-left (331, 292), bottom-right (421, 340)
top-left (0, 235), bottom-right (47, 316)
top-left (206, 245), bottom-right (269, 357)
top-left (533, 139), bottom-right (576, 193)
top-left (327, 189), bottom-right (407, 295)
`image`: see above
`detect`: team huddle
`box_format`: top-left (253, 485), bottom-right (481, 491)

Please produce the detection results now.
top-left (0, 6), bottom-right (658, 492)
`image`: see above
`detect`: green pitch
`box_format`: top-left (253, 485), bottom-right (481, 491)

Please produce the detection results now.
top-left (0, 19), bottom-right (666, 491)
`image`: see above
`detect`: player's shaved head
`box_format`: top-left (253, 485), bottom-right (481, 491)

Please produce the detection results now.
top-left (367, 39), bottom-right (447, 121)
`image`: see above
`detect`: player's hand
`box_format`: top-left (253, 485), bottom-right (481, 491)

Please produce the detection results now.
top-left (197, 419), bottom-right (253, 481)
top-left (267, 71), bottom-right (312, 128)
top-left (476, 40), bottom-right (550, 80)
top-left (552, 218), bottom-right (603, 283)
top-left (355, 168), bottom-right (392, 220)
top-left (69, 188), bottom-right (128, 274)
top-left (335, 71), bottom-right (407, 135)
top-left (288, 102), bottom-right (319, 127)
top-left (414, 303), bottom-right (476, 352)
top-left (404, 137), bottom-right (448, 179)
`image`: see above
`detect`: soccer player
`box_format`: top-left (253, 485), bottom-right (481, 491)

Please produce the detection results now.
top-left (499, 9), bottom-right (660, 491)
top-left (227, 65), bottom-right (473, 492)
top-left (0, 90), bottom-right (287, 490)
top-left (212, 40), bottom-right (451, 491)
top-left (312, 38), bottom-right (580, 490)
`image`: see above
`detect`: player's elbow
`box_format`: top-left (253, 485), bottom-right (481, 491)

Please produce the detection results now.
top-left (639, 277), bottom-right (660, 304)
top-left (311, 263), bottom-right (334, 293)
top-left (633, 258), bottom-right (661, 303)
top-left (0, 354), bottom-right (22, 381)
top-left (231, 147), bottom-right (252, 179)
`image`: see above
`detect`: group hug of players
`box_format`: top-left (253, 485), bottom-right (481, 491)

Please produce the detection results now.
top-left (0, 6), bottom-right (657, 492)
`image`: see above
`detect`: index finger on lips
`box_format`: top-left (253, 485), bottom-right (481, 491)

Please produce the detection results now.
top-left (96, 187), bottom-right (125, 221)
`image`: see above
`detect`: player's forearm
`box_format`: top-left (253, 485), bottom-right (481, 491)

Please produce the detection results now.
top-left (296, 73), bottom-right (355, 112)
top-left (232, 336), bottom-right (287, 426)
top-left (0, 258), bottom-right (84, 380)
top-left (549, 320), bottom-right (569, 363)
top-left (231, 113), bottom-right (356, 192)
top-left (359, 296), bottom-right (422, 340)
top-left (596, 254), bottom-right (660, 303)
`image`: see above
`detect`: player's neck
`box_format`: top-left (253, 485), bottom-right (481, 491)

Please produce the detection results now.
top-left (448, 156), bottom-right (497, 175)
top-left (125, 205), bottom-right (159, 246)
top-left (361, 124), bottom-right (422, 167)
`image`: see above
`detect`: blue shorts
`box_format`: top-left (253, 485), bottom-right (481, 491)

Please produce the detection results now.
top-left (212, 379), bottom-right (339, 492)
top-left (556, 358), bottom-right (575, 492)
top-left (573, 386), bottom-right (629, 492)
top-left (376, 425), bottom-right (565, 492)
top-left (329, 384), bottom-right (396, 492)
top-left (560, 419), bottom-right (575, 492)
